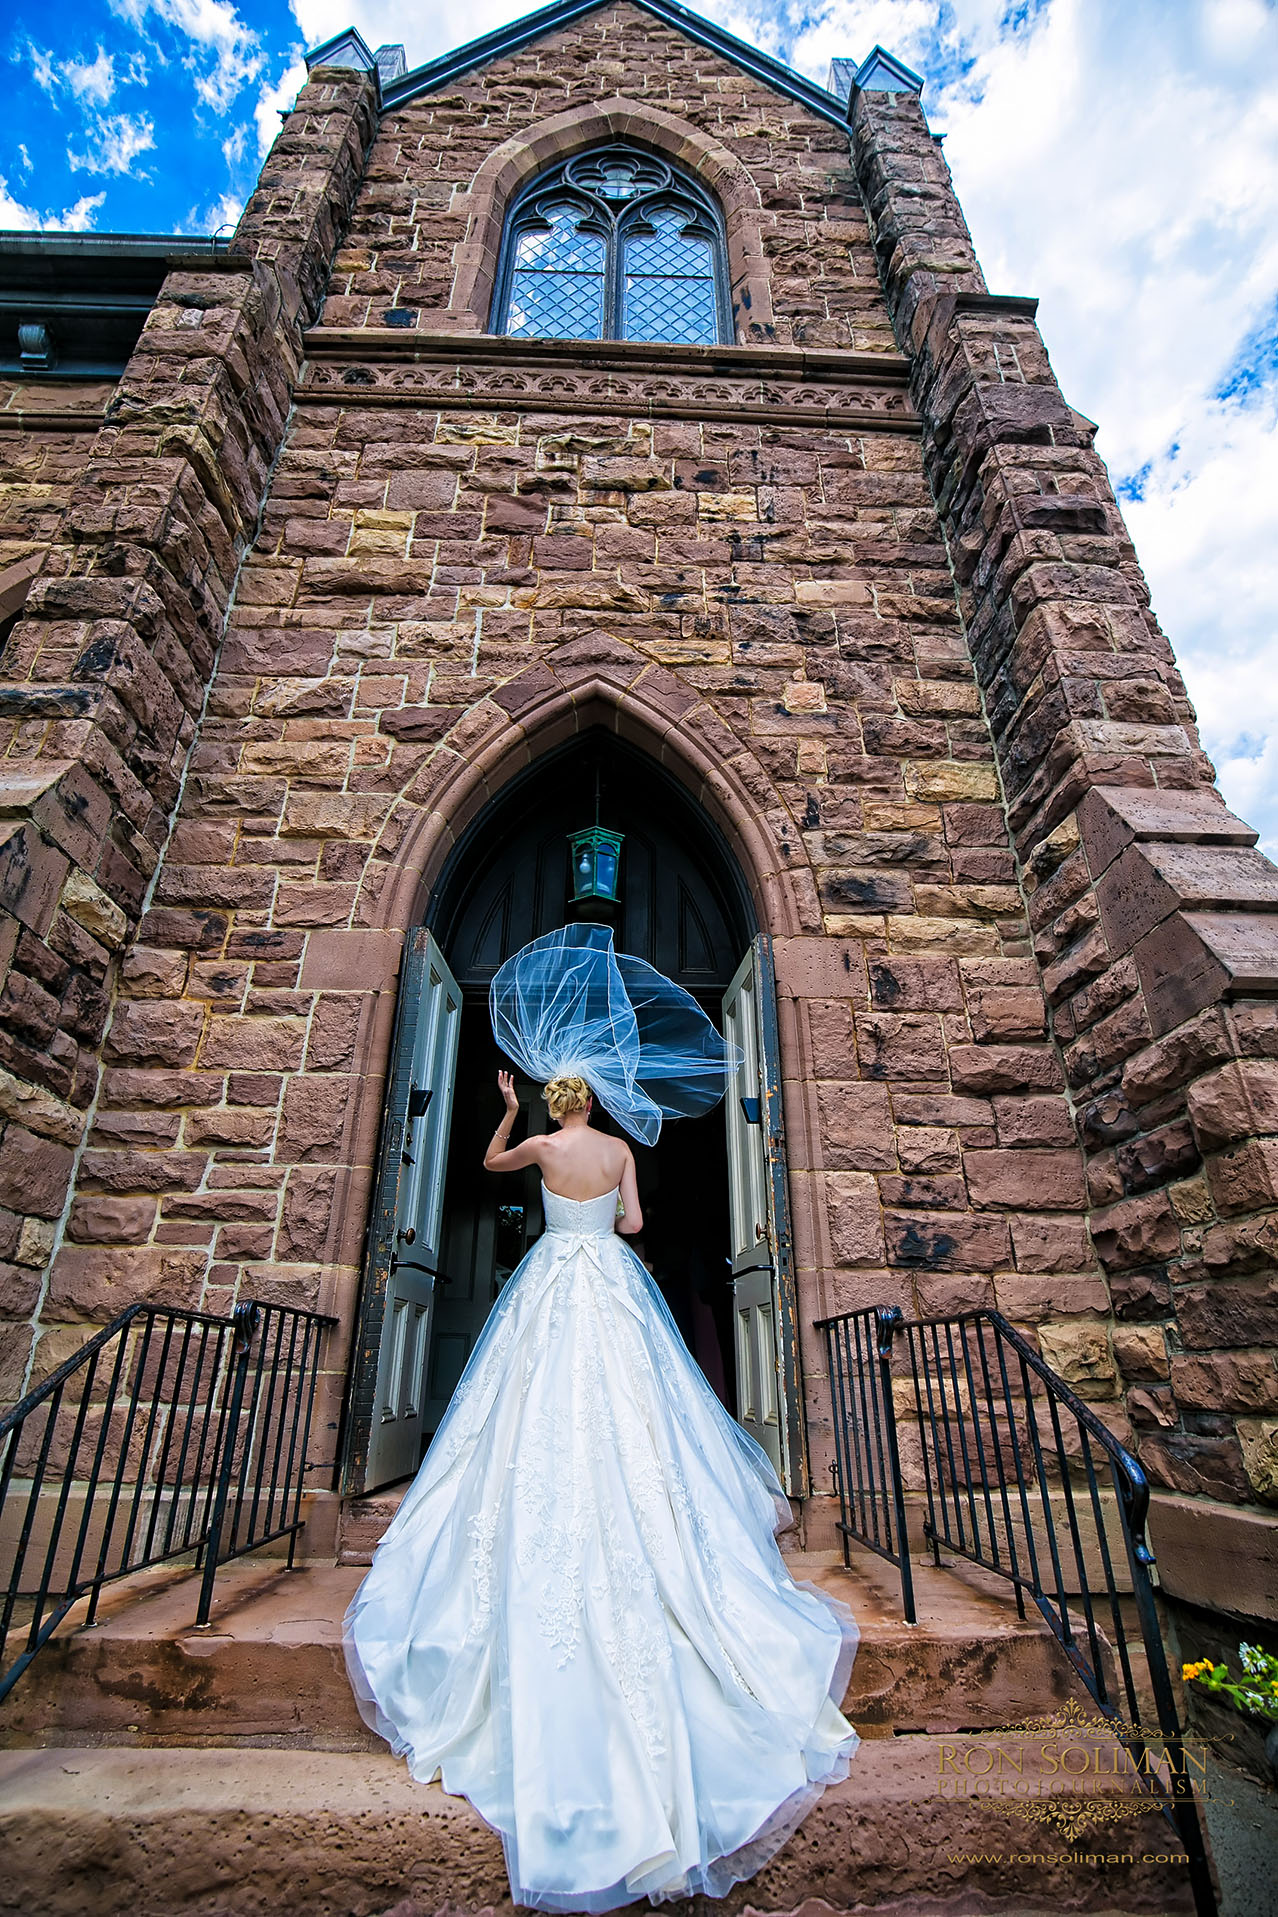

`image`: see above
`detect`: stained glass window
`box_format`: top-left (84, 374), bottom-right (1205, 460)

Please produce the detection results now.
top-left (494, 146), bottom-right (727, 346)
top-left (504, 205), bottom-right (606, 342)
top-left (623, 208), bottom-right (717, 345)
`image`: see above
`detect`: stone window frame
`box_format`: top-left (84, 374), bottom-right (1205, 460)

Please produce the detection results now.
top-left (445, 97), bottom-right (775, 342)
top-left (491, 143), bottom-right (732, 346)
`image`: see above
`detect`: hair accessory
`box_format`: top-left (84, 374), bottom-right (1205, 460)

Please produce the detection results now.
top-left (490, 923), bottom-right (742, 1146)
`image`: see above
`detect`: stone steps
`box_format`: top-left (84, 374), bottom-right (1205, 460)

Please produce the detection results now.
top-left (0, 1739), bottom-right (1194, 1917)
top-left (0, 1548), bottom-right (1082, 1749)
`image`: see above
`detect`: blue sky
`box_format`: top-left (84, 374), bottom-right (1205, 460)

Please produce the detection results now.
top-left (5, 0), bottom-right (1278, 850)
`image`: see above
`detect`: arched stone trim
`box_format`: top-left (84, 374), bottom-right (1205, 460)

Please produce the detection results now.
top-left (443, 96), bottom-right (775, 342)
top-left (354, 634), bottom-right (813, 938)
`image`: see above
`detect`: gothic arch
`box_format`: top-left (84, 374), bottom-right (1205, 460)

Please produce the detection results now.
top-left (355, 636), bottom-right (815, 940)
top-left (444, 96), bottom-right (775, 339)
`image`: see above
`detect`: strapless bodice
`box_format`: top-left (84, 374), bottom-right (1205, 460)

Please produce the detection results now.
top-left (540, 1182), bottom-right (620, 1238)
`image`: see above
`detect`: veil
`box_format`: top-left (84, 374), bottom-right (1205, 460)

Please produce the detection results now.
top-left (489, 923), bottom-right (742, 1146)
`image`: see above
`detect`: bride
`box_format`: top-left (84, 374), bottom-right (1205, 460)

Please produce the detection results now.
top-left (344, 924), bottom-right (858, 1911)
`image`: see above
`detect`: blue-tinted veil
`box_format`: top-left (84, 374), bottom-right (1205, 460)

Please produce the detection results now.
top-left (489, 923), bottom-right (742, 1146)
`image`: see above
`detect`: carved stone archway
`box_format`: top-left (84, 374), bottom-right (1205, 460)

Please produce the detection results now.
top-left (440, 96), bottom-right (776, 339)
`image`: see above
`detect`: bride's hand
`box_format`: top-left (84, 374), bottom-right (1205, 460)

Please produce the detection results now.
top-left (497, 1070), bottom-right (519, 1113)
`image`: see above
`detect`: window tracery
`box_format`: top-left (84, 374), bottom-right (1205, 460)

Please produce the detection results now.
top-left (494, 145), bottom-right (729, 347)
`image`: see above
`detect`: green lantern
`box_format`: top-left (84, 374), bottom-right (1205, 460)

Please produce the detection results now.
top-left (568, 824), bottom-right (624, 902)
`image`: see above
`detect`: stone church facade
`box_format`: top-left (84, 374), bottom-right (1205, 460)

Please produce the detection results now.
top-left (1, 0), bottom-right (1276, 1656)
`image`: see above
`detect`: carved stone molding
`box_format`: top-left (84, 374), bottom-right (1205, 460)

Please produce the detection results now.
top-left (299, 328), bottom-right (919, 432)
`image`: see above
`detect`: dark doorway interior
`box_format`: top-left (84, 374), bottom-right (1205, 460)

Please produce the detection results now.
top-left (422, 733), bottom-right (754, 1447)
top-left (432, 730), bottom-right (751, 992)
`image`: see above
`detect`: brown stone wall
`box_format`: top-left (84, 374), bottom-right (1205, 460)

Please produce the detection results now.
top-left (323, 1), bottom-right (895, 351)
top-left (14, 21), bottom-right (1133, 1513)
top-left (0, 63), bottom-right (378, 1412)
top-left (60, 365), bottom-right (1111, 1499)
top-left (851, 87), bottom-right (1278, 1511)
top-left (16, 17), bottom-right (1271, 1546)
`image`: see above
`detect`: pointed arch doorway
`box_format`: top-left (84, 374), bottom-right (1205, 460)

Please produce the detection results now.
top-left (343, 733), bottom-right (804, 1499)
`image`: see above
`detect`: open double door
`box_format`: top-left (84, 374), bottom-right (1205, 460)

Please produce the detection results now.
top-left (345, 930), bottom-right (804, 1498)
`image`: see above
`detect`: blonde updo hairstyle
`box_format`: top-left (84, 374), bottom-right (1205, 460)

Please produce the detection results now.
top-left (543, 1074), bottom-right (592, 1121)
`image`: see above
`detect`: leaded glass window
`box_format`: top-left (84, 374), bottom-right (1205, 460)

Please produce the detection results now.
top-left (494, 145), bottom-right (729, 346)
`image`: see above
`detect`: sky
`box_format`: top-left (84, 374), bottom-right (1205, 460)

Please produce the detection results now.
top-left (4, 0), bottom-right (1278, 850)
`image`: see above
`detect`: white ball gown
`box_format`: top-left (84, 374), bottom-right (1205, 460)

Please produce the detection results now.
top-left (344, 1182), bottom-right (859, 1911)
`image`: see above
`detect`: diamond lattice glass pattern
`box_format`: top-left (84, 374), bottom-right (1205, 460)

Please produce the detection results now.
top-left (505, 207), bottom-right (605, 341)
top-left (623, 210), bottom-right (717, 345)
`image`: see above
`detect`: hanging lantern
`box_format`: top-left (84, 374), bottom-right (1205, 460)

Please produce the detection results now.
top-left (567, 824), bottom-right (624, 903)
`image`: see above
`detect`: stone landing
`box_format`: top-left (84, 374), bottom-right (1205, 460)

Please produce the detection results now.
top-left (0, 1549), bottom-right (1080, 1748)
top-left (0, 1739), bottom-right (1194, 1917)
top-left (0, 1543), bottom-right (1201, 1915)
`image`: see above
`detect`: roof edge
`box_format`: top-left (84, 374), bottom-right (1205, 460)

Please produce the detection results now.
top-left (377, 0), bottom-right (853, 128)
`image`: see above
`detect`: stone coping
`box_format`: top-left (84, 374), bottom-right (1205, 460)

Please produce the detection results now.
top-left (299, 328), bottom-right (919, 431)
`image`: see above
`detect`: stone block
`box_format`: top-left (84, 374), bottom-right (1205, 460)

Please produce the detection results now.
top-left (803, 1000), bottom-right (859, 1076)
top-left (61, 868), bottom-right (129, 949)
top-left (1077, 784), bottom-right (1255, 879)
top-left (1175, 1275), bottom-right (1278, 1349)
top-left (963, 1149), bottom-right (1084, 1211)
top-left (1170, 1352), bottom-right (1278, 1414)
top-left (45, 1245), bottom-right (206, 1321)
top-left (824, 1172), bottom-right (885, 1267)
top-left (200, 1016), bottom-right (307, 1072)
top-left (0, 1066), bottom-right (84, 1147)
top-left (278, 1167), bottom-right (338, 1262)
top-left (0, 1125), bottom-right (75, 1220)
top-left (1008, 1214), bottom-right (1092, 1274)
top-left (883, 1209), bottom-right (1011, 1271)
top-left (854, 1013), bottom-right (947, 1083)
top-left (1088, 1192), bottom-right (1180, 1271)
top-left (771, 938), bottom-right (869, 1001)
top-left (66, 1196), bottom-right (157, 1245)
top-left (1111, 1325), bottom-right (1168, 1383)
top-left (0, 822), bottom-right (69, 938)
top-left (947, 1045), bottom-right (1063, 1095)
top-left (277, 1077), bottom-right (354, 1163)
top-left (1036, 1322), bottom-right (1117, 1397)
top-left (991, 1096), bottom-right (1076, 1148)
top-left (1206, 1136), bottom-right (1278, 1215)
top-left (0, 1262), bottom-right (41, 1316)
top-left (815, 1082), bottom-right (896, 1171)
top-left (1187, 1058), bottom-right (1278, 1153)
top-left (106, 1001), bottom-right (206, 1069)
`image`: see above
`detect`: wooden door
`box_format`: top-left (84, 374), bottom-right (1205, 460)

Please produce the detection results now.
top-left (351, 930), bottom-right (462, 1492)
top-left (722, 938), bottom-right (805, 1494)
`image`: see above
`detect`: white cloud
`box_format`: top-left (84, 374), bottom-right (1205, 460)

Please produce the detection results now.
top-left (223, 125), bottom-right (246, 167)
top-left (109, 0), bottom-right (264, 112)
top-left (26, 41), bottom-right (61, 97)
top-left (67, 111), bottom-right (156, 175)
top-left (64, 47), bottom-right (117, 106)
top-left (0, 175), bottom-right (106, 230)
top-left (190, 188), bottom-right (245, 234)
top-left (17, 144), bottom-right (31, 171)
top-left (254, 56), bottom-right (307, 159)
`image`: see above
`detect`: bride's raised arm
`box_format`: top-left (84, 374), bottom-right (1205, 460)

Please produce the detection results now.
top-left (483, 1070), bottom-right (546, 1173)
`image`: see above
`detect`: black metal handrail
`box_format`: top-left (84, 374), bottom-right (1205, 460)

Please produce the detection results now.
top-left (816, 1303), bottom-right (1216, 1917)
top-left (0, 1297), bottom-right (336, 1701)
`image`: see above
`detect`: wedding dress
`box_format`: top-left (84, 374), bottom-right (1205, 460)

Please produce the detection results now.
top-left (344, 1181), bottom-right (859, 1912)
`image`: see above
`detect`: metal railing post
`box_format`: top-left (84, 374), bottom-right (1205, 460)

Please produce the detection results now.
top-left (195, 1302), bottom-right (260, 1628)
top-left (874, 1306), bottom-right (915, 1625)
